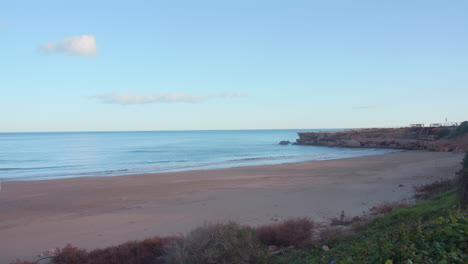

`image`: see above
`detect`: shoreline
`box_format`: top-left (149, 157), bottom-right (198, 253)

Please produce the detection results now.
top-left (2, 147), bottom-right (400, 183)
top-left (2, 148), bottom-right (402, 183)
top-left (0, 151), bottom-right (463, 263)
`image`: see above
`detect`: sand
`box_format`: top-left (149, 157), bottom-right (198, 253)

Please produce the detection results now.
top-left (0, 151), bottom-right (463, 263)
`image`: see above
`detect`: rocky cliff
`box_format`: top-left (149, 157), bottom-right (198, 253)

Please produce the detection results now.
top-left (296, 127), bottom-right (468, 152)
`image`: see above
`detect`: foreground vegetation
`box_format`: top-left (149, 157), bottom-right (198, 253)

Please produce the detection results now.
top-left (273, 191), bottom-right (466, 264)
top-left (11, 154), bottom-right (468, 264)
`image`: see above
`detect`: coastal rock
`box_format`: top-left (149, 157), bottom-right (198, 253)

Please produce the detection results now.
top-left (341, 139), bottom-right (361, 148)
top-left (295, 127), bottom-right (468, 152)
top-left (279, 140), bottom-right (290, 145)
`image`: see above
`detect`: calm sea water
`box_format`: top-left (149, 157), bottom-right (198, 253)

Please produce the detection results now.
top-left (0, 130), bottom-right (399, 181)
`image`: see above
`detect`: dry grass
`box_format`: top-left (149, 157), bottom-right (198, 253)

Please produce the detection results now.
top-left (369, 201), bottom-right (408, 215)
top-left (54, 244), bottom-right (87, 264)
top-left (329, 210), bottom-right (363, 226)
top-left (165, 222), bottom-right (268, 264)
top-left (86, 237), bottom-right (174, 264)
top-left (255, 218), bottom-right (315, 248)
top-left (10, 236), bottom-right (176, 264)
top-left (413, 179), bottom-right (453, 199)
top-left (317, 225), bottom-right (350, 244)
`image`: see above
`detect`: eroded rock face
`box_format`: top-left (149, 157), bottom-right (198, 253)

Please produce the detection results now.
top-left (296, 128), bottom-right (468, 152)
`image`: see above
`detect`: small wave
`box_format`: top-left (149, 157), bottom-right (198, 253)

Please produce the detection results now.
top-left (130, 159), bottom-right (189, 165)
top-left (0, 159), bottom-right (42, 163)
top-left (128, 150), bottom-right (165, 153)
top-left (0, 165), bottom-right (82, 171)
top-left (227, 156), bottom-right (298, 163)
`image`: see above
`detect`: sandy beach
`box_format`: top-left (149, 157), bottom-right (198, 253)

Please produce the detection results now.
top-left (0, 151), bottom-right (463, 263)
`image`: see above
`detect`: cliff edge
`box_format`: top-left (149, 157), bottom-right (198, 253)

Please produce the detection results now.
top-left (296, 123), bottom-right (468, 152)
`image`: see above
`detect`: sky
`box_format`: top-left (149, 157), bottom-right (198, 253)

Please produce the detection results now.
top-left (1, 0), bottom-right (467, 132)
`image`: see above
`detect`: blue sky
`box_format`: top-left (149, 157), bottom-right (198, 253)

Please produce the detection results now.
top-left (1, 0), bottom-right (467, 132)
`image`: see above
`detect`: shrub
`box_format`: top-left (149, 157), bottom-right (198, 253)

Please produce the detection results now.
top-left (86, 237), bottom-right (174, 264)
top-left (165, 222), bottom-right (268, 264)
top-left (291, 193), bottom-right (466, 264)
top-left (461, 152), bottom-right (468, 169)
top-left (255, 218), bottom-right (315, 248)
top-left (453, 121), bottom-right (468, 137)
top-left (437, 128), bottom-right (451, 138)
top-left (369, 201), bottom-right (408, 215)
top-left (48, 236), bottom-right (175, 264)
top-left (317, 226), bottom-right (349, 244)
top-left (329, 211), bottom-right (362, 226)
top-left (413, 179), bottom-right (453, 200)
top-left (458, 153), bottom-right (468, 205)
top-left (54, 244), bottom-right (88, 264)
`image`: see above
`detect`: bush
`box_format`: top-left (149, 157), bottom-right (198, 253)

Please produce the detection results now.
top-left (54, 244), bottom-right (87, 264)
top-left (462, 152), bottom-right (468, 169)
top-left (47, 236), bottom-right (175, 264)
top-left (165, 222), bottom-right (268, 264)
top-left (437, 128), bottom-right (451, 138)
top-left (86, 237), bottom-right (174, 264)
top-left (317, 226), bottom-right (349, 244)
top-left (368, 201), bottom-right (408, 216)
top-left (255, 218), bottom-right (315, 248)
top-left (329, 211), bottom-right (363, 226)
top-left (453, 121), bottom-right (468, 137)
top-left (320, 211), bottom-right (467, 264)
top-left (413, 179), bottom-right (453, 200)
top-left (282, 193), bottom-right (467, 264)
top-left (458, 153), bottom-right (468, 205)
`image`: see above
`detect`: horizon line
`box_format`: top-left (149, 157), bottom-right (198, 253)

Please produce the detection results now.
top-left (0, 126), bottom-right (407, 134)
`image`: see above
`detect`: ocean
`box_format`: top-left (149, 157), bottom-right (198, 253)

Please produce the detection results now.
top-left (0, 129), bottom-right (399, 181)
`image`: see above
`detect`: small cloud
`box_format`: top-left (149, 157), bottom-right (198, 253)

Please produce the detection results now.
top-left (39, 35), bottom-right (98, 57)
top-left (210, 92), bottom-right (246, 99)
top-left (92, 92), bottom-right (246, 105)
top-left (353, 104), bottom-right (382, 109)
top-left (92, 93), bottom-right (203, 105)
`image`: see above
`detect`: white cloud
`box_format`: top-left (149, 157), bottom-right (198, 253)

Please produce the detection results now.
top-left (353, 104), bottom-right (382, 109)
top-left (211, 92), bottom-right (246, 98)
top-left (92, 92), bottom-right (246, 105)
top-left (39, 35), bottom-right (98, 57)
top-left (93, 93), bottom-right (203, 105)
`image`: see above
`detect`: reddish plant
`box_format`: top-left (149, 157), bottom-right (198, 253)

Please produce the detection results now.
top-left (54, 244), bottom-right (88, 264)
top-left (413, 179), bottom-right (453, 199)
top-left (87, 236), bottom-right (175, 264)
top-left (46, 236), bottom-right (176, 264)
top-left (255, 218), bottom-right (315, 248)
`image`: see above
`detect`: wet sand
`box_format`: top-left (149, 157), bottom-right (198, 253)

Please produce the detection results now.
top-left (0, 151), bottom-right (463, 263)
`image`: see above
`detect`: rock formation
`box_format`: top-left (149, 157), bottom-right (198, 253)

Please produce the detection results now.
top-left (296, 127), bottom-right (468, 152)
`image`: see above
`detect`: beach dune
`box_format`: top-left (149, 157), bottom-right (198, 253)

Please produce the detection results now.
top-left (0, 151), bottom-right (463, 263)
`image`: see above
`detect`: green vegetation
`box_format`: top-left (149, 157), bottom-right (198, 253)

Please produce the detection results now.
top-left (272, 191), bottom-right (466, 264)
top-left (453, 121), bottom-right (468, 137)
top-left (437, 128), bottom-right (451, 138)
top-left (458, 153), bottom-right (468, 205)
